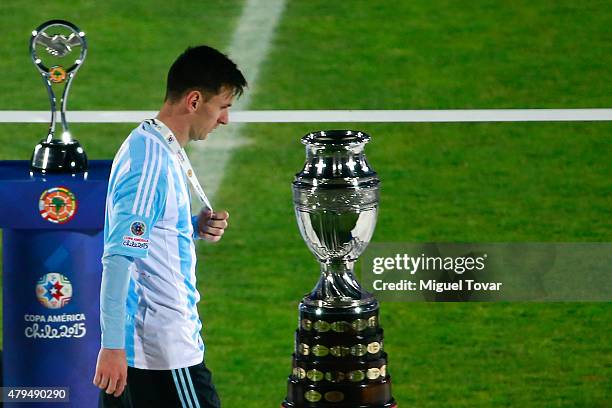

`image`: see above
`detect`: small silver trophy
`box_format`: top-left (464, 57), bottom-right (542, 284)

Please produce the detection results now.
top-left (30, 20), bottom-right (88, 173)
top-left (283, 130), bottom-right (396, 407)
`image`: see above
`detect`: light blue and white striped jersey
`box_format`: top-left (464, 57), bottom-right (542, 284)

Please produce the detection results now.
top-left (103, 120), bottom-right (204, 370)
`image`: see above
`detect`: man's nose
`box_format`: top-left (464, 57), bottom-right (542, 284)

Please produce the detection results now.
top-left (218, 110), bottom-right (229, 125)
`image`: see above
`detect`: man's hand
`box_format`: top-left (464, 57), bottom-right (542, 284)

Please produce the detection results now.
top-left (197, 209), bottom-right (229, 242)
top-left (93, 348), bottom-right (127, 397)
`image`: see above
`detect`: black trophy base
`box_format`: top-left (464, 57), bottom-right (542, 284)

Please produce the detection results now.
top-left (31, 138), bottom-right (88, 173)
top-left (282, 300), bottom-right (396, 407)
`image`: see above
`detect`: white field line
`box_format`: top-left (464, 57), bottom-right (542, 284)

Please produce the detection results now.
top-left (2, 109), bottom-right (611, 123)
top-left (188, 0), bottom-right (287, 207)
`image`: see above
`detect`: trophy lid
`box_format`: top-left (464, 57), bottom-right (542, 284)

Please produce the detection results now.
top-left (301, 130), bottom-right (370, 147)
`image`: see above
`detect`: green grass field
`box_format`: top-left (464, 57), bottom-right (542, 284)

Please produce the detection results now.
top-left (0, 1), bottom-right (610, 407)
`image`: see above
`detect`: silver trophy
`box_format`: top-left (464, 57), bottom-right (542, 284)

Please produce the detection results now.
top-left (283, 130), bottom-right (396, 408)
top-left (30, 20), bottom-right (88, 173)
top-left (293, 130), bottom-right (380, 307)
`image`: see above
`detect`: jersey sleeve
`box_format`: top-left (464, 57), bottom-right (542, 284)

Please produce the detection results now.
top-left (100, 253), bottom-right (133, 349)
top-left (191, 214), bottom-right (201, 240)
top-left (104, 135), bottom-right (169, 258)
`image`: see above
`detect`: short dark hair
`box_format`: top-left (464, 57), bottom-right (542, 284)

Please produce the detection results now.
top-left (165, 45), bottom-right (247, 102)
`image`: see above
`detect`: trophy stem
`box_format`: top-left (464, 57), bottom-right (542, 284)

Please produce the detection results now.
top-left (59, 72), bottom-right (75, 141)
top-left (304, 260), bottom-right (374, 308)
top-left (42, 75), bottom-right (57, 142)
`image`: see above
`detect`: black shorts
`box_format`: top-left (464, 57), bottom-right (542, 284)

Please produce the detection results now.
top-left (99, 361), bottom-right (220, 408)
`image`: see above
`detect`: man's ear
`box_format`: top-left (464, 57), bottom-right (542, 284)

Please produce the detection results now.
top-left (185, 90), bottom-right (201, 112)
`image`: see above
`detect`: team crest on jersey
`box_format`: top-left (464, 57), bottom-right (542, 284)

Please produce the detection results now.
top-left (36, 273), bottom-right (73, 309)
top-left (39, 186), bottom-right (77, 224)
top-left (49, 65), bottom-right (67, 84)
top-left (130, 221), bottom-right (146, 236)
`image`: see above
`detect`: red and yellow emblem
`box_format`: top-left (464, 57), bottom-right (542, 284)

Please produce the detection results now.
top-left (49, 65), bottom-right (67, 84)
top-left (39, 186), bottom-right (77, 224)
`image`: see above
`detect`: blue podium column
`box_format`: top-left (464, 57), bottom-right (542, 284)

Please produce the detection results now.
top-left (0, 160), bottom-right (111, 407)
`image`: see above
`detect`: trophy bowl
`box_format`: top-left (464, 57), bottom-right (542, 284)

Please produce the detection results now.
top-left (293, 130), bottom-right (379, 307)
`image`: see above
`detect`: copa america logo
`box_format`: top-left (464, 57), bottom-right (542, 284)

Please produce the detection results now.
top-left (130, 221), bottom-right (146, 236)
top-left (36, 273), bottom-right (73, 309)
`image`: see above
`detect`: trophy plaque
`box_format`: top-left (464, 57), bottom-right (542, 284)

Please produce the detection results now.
top-left (30, 20), bottom-right (88, 173)
top-left (282, 130), bottom-right (397, 407)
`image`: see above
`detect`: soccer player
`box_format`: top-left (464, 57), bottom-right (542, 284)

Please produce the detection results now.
top-left (93, 45), bottom-right (247, 408)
